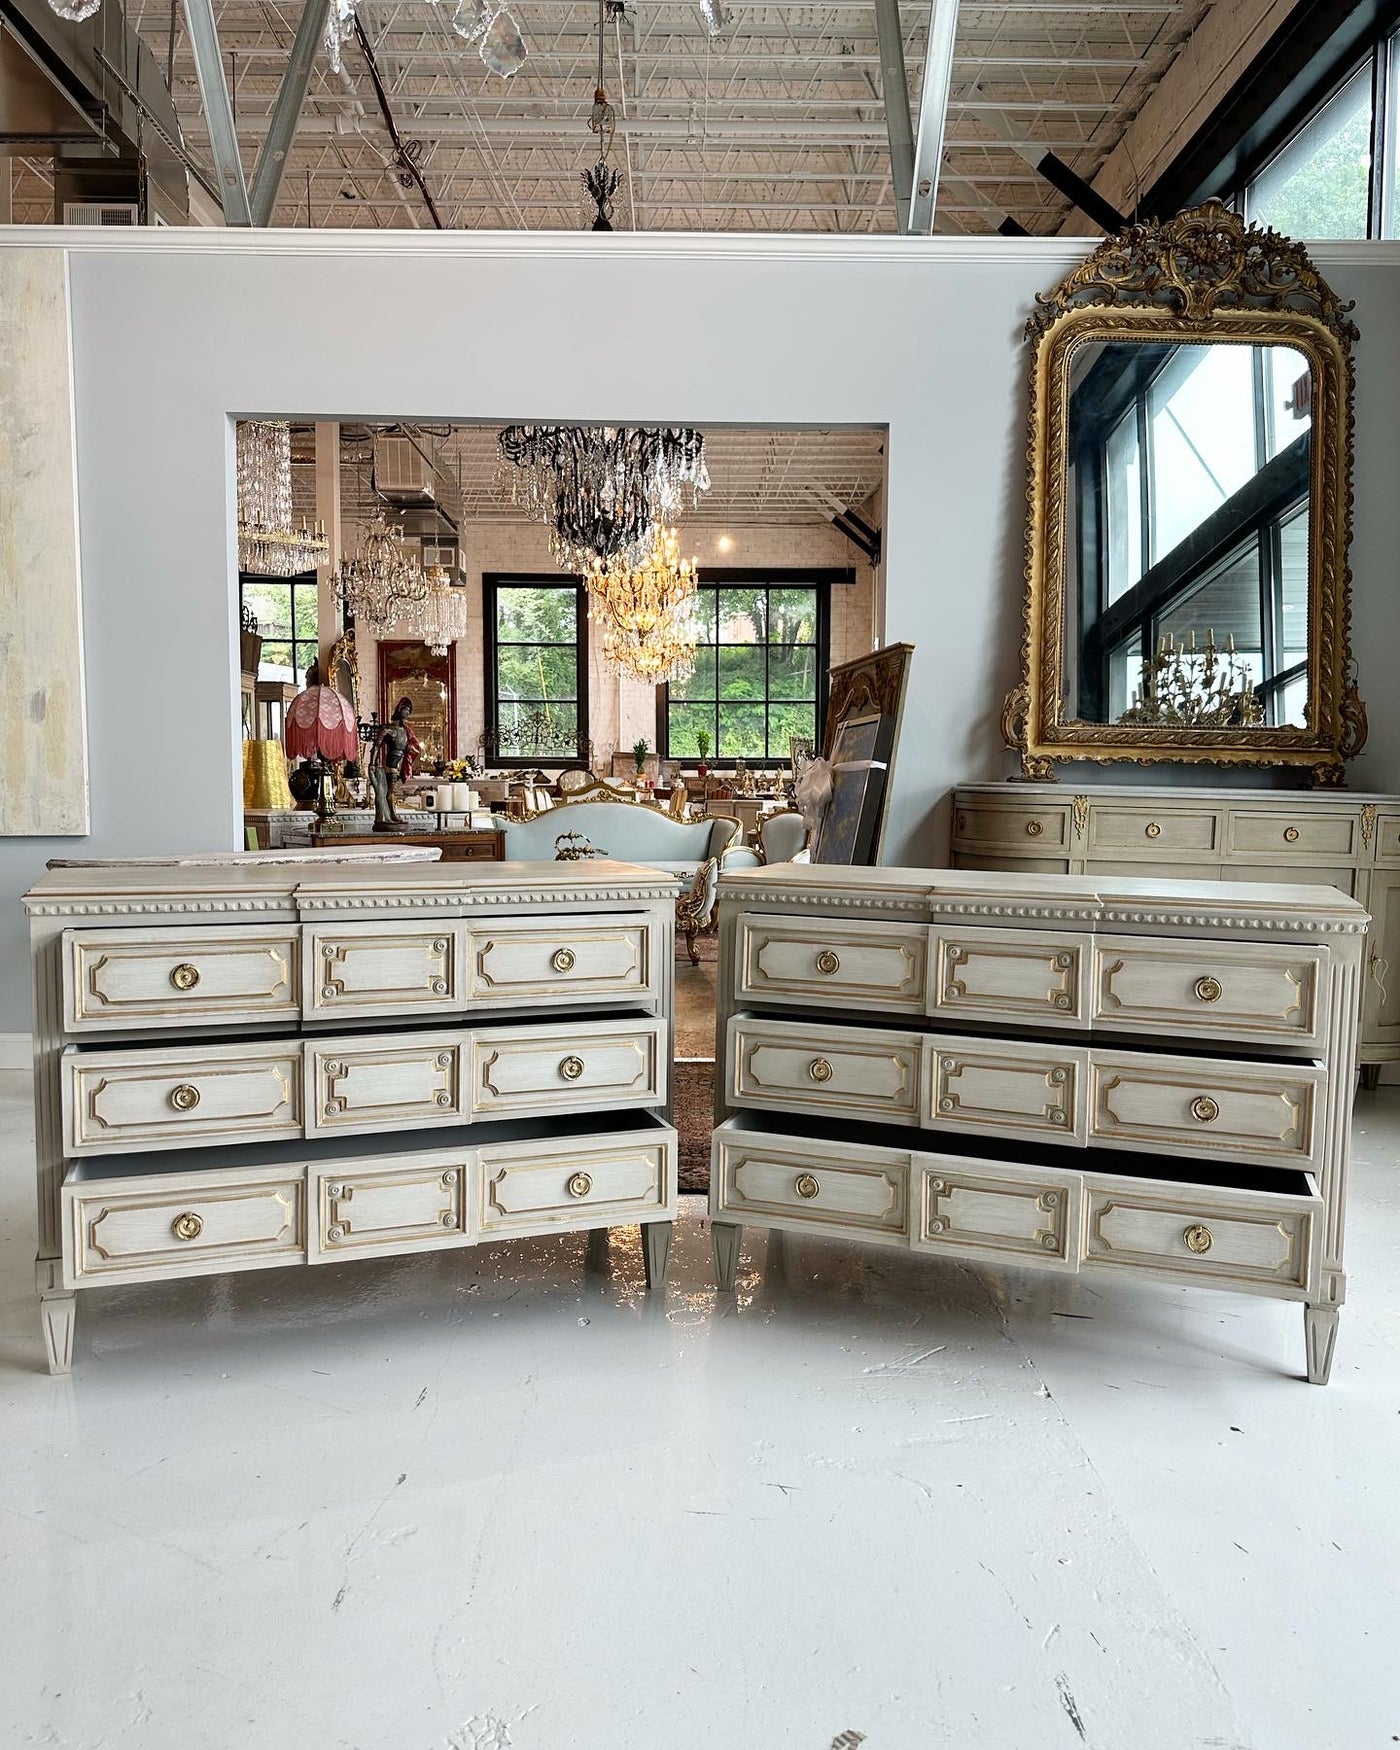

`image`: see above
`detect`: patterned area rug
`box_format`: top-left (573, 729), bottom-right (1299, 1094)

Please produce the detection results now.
top-left (674, 1057), bottom-right (714, 1194)
top-left (673, 929), bottom-right (718, 1192)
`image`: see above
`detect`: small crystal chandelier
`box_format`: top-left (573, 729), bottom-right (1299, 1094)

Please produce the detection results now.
top-left (236, 421), bottom-right (330, 577)
top-left (582, 0), bottom-right (623, 230)
top-left (588, 526), bottom-right (702, 684)
top-left (416, 567), bottom-right (471, 655)
top-left (331, 509), bottom-right (430, 634)
top-left (498, 425), bottom-right (709, 573)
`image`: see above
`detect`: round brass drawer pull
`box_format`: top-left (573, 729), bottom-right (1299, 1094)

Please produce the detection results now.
top-left (1145, 822), bottom-right (1162, 839)
top-left (1183, 1223), bottom-right (1214, 1255)
top-left (794, 1172), bottom-right (821, 1200)
top-left (551, 947), bottom-right (577, 974)
top-left (559, 1056), bottom-right (586, 1082)
top-left (172, 1211), bottom-right (204, 1241)
top-left (1193, 975), bottom-right (1223, 1004)
top-left (815, 950), bottom-right (840, 976)
top-left (808, 1057), bottom-right (834, 1084)
top-left (169, 1083), bottom-right (201, 1112)
top-left (1190, 1094), bottom-right (1220, 1124)
top-left (1025, 820), bottom-right (1043, 837)
top-left (566, 1171), bottom-right (592, 1198)
top-left (170, 963), bottom-right (201, 992)
top-left (1284, 826), bottom-right (1300, 843)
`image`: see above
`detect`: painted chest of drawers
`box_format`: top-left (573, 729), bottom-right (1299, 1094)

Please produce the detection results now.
top-left (710, 864), bottom-right (1367, 1383)
top-left (25, 858), bottom-right (679, 1373)
top-left (951, 783), bottom-right (1399, 1085)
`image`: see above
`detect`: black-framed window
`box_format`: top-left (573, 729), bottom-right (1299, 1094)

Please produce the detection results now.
top-left (661, 572), bottom-right (839, 763)
top-left (484, 575), bottom-right (588, 765)
top-left (240, 573), bottom-right (319, 686)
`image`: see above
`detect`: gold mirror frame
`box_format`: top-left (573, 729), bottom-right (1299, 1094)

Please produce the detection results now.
top-left (1002, 201), bottom-right (1365, 786)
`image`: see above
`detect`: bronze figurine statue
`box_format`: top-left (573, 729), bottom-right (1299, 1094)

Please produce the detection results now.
top-left (369, 696), bottom-right (422, 831)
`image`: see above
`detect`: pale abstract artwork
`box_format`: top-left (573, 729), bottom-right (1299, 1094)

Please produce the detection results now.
top-left (0, 250), bottom-right (88, 835)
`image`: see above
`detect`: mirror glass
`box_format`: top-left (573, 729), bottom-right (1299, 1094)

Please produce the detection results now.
top-left (378, 639), bottom-right (454, 766)
top-left (1062, 339), bottom-right (1312, 730)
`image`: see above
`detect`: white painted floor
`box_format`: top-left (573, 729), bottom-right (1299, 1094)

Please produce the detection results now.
top-left (1, 1067), bottom-right (1396, 1750)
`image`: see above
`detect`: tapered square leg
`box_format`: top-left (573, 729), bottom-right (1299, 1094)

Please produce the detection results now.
top-left (1305, 1304), bottom-right (1339, 1385)
top-left (40, 1293), bottom-right (75, 1375)
top-left (642, 1220), bottom-right (672, 1291)
top-left (712, 1221), bottom-right (742, 1290)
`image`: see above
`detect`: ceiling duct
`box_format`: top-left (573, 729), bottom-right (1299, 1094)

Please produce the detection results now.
top-left (373, 435), bottom-right (437, 506)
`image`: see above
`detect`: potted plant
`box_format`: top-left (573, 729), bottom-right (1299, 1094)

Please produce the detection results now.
top-left (632, 737), bottom-right (650, 778)
top-left (695, 728), bottom-right (711, 779)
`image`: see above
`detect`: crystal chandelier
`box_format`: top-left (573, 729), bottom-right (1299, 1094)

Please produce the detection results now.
top-left (331, 509), bottom-right (430, 634)
top-left (325, 0), bottom-right (525, 77)
top-left (588, 526), bottom-right (702, 684)
top-left (416, 567), bottom-right (471, 655)
top-left (498, 425), bottom-right (709, 573)
top-left (236, 421), bottom-right (330, 577)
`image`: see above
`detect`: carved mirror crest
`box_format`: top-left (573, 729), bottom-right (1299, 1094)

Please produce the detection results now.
top-left (1003, 201), bottom-right (1364, 785)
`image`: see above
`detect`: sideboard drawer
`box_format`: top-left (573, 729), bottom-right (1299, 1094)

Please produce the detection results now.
top-left (925, 1035), bottom-right (1088, 1145)
top-left (954, 799), bottom-right (1071, 853)
top-left (471, 1019), bottom-right (665, 1116)
top-left (478, 1124), bottom-right (675, 1235)
top-left (64, 926), bottom-right (300, 1033)
top-left (309, 1154), bottom-right (470, 1263)
top-left (62, 1166), bottom-right (305, 1287)
top-left (1373, 812), bottom-right (1400, 864)
top-left (711, 1127), bottom-right (909, 1242)
top-left (1087, 803), bottom-right (1221, 856)
top-left (467, 917), bottom-right (657, 1006)
top-left (306, 1035), bottom-right (464, 1137)
top-left (1228, 810), bottom-right (1357, 860)
top-left (728, 1016), bottom-right (922, 1125)
top-left (1083, 1173), bottom-right (1319, 1293)
top-left (305, 924), bottom-right (463, 1020)
top-left (913, 1156), bottom-right (1083, 1272)
top-left (735, 915), bottom-right (928, 1012)
top-left (64, 1041), bottom-right (302, 1155)
top-left (1089, 1050), bottom-right (1322, 1169)
top-left (929, 925), bottom-right (1088, 1027)
top-left (1090, 935), bottom-right (1327, 1047)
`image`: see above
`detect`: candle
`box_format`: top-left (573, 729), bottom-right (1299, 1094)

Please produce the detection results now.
top-left (451, 783), bottom-right (471, 812)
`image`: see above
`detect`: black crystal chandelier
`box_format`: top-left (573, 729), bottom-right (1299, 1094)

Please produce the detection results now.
top-left (583, 0), bottom-right (624, 230)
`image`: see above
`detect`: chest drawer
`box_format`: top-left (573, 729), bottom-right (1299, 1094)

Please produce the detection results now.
top-left (63, 1041), bottom-right (303, 1156)
top-left (1227, 811), bottom-right (1357, 860)
top-left (930, 925), bottom-right (1088, 1027)
top-left (467, 916), bottom-right (657, 1006)
top-left (1083, 1172), bottom-right (1319, 1294)
top-left (954, 799), bottom-right (1071, 853)
top-left (727, 1016), bottom-right (922, 1125)
top-left (736, 915), bottom-right (928, 1013)
top-left (64, 926), bottom-right (300, 1033)
top-left (306, 924), bottom-right (463, 1020)
top-left (926, 1035), bottom-right (1088, 1145)
top-left (1089, 1050), bottom-right (1322, 1169)
top-left (471, 1019), bottom-right (665, 1116)
top-left (1090, 935), bottom-right (1327, 1047)
top-left (62, 1165), bottom-right (305, 1288)
top-left (307, 1034), bottom-right (464, 1137)
top-left (1087, 804), bottom-right (1221, 857)
top-left (478, 1124), bottom-right (674, 1236)
top-left (711, 1127), bottom-right (909, 1243)
top-left (913, 1155), bottom-right (1082, 1272)
top-left (310, 1153), bottom-right (471, 1263)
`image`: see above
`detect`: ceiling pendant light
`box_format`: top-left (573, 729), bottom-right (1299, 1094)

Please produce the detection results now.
top-left (415, 567), bottom-right (471, 654)
top-left (583, 0), bottom-right (623, 230)
top-left (330, 508), bottom-right (430, 633)
top-left (236, 421), bottom-right (330, 577)
top-left (588, 526), bottom-right (702, 684)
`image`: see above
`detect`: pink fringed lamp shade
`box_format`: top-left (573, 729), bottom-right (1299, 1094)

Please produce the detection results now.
top-left (284, 686), bottom-right (359, 762)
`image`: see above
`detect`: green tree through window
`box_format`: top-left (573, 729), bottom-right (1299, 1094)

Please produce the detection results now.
top-left (241, 574), bottom-right (319, 687)
top-left (485, 577), bottom-right (588, 763)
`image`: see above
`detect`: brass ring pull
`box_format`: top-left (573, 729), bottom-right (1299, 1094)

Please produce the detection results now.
top-left (1145, 822), bottom-right (1162, 839)
top-left (815, 949), bottom-right (840, 976)
top-left (169, 1083), bottom-right (201, 1112)
top-left (566, 1171), bottom-right (592, 1198)
top-left (172, 1211), bottom-right (204, 1241)
top-left (1183, 1223), bottom-right (1213, 1255)
top-left (1025, 820), bottom-right (1043, 837)
top-left (794, 1172), bottom-right (821, 1200)
top-left (559, 1056), bottom-right (585, 1082)
top-left (808, 1058), bottom-right (833, 1084)
top-left (1193, 975), bottom-right (1223, 1004)
top-left (551, 947), bottom-right (577, 974)
top-left (170, 963), bottom-right (200, 992)
top-left (1189, 1094), bottom-right (1220, 1124)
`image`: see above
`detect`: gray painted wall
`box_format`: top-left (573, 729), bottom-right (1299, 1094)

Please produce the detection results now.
top-left (0, 232), bottom-right (1396, 1031)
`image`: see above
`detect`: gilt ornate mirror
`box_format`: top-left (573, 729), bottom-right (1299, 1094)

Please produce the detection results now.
top-left (1003, 202), bottom-right (1365, 785)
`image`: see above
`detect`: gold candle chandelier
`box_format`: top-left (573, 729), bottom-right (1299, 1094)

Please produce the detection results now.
top-left (587, 526), bottom-right (702, 684)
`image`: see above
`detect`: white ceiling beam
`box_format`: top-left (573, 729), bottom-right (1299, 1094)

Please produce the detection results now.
top-left (872, 0), bottom-right (914, 228)
top-left (908, 0), bottom-right (959, 233)
top-left (181, 0), bottom-right (251, 223)
top-left (248, 0), bottom-right (331, 226)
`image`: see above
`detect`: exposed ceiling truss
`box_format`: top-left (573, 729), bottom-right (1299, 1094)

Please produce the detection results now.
top-left (10, 0), bottom-right (1216, 232)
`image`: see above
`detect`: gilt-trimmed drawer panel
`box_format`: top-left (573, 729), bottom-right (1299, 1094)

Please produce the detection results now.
top-left (63, 1040), bottom-right (303, 1156)
top-left (954, 800), bottom-right (1070, 852)
top-left (1227, 811), bottom-right (1357, 860)
top-left (305, 924), bottom-right (463, 1020)
top-left (1090, 935), bottom-right (1327, 1046)
top-left (727, 1016), bottom-right (921, 1125)
top-left (309, 1154), bottom-right (471, 1263)
top-left (913, 1156), bottom-right (1082, 1272)
top-left (1082, 1173), bottom-right (1319, 1294)
top-left (472, 1019), bottom-right (665, 1116)
top-left (478, 1125), bottom-right (675, 1235)
top-left (64, 926), bottom-right (300, 1033)
top-left (1087, 805), bottom-right (1221, 856)
top-left (1089, 1051), bottom-right (1322, 1169)
top-left (61, 1166), bottom-right (305, 1288)
top-left (466, 917), bottom-right (657, 1006)
top-left (306, 1035), bottom-right (464, 1136)
top-left (925, 1036), bottom-right (1088, 1145)
top-left (930, 925), bottom-right (1088, 1027)
top-left (1376, 813), bottom-right (1400, 864)
top-left (711, 1127), bottom-right (909, 1243)
top-left (735, 915), bottom-right (927, 1013)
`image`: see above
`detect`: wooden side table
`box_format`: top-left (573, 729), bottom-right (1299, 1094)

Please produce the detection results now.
top-left (310, 829), bottom-right (505, 862)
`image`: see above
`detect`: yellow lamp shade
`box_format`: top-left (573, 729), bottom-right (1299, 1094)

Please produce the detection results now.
top-left (243, 739), bottom-right (294, 810)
